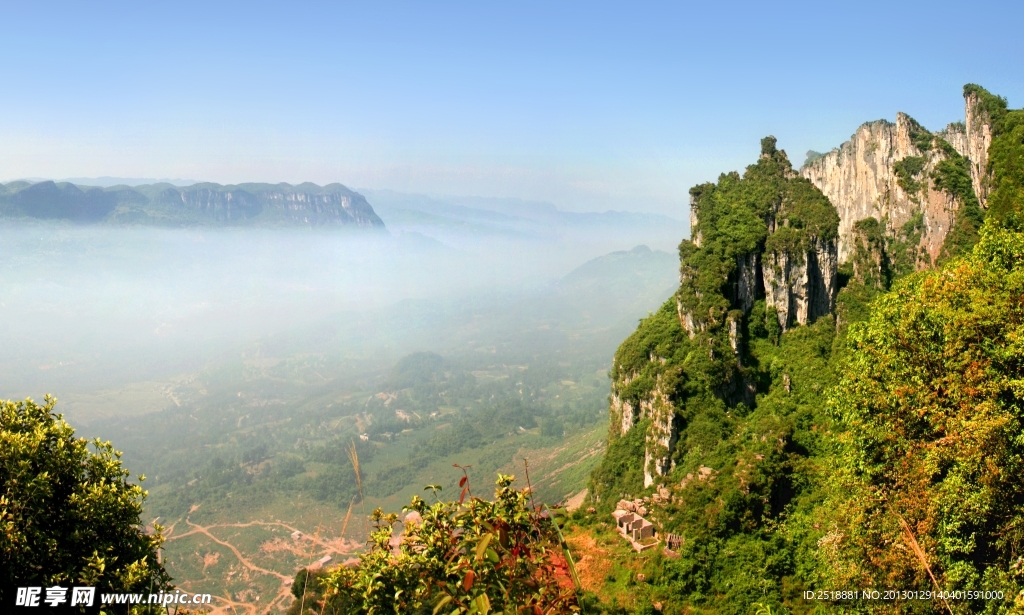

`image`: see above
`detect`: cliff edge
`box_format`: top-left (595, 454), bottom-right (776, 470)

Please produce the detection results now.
top-left (592, 85), bottom-right (999, 497)
top-left (801, 88), bottom-right (995, 266)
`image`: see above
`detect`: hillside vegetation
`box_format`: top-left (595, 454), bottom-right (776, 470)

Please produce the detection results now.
top-left (577, 85), bottom-right (1024, 614)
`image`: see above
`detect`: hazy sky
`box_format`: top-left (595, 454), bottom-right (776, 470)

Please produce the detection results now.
top-left (1, 1), bottom-right (1021, 215)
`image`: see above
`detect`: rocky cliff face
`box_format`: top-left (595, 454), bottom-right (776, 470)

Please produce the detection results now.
top-left (606, 87), bottom-right (999, 494)
top-left (152, 183), bottom-right (385, 227)
top-left (964, 91), bottom-right (995, 207)
top-left (611, 140), bottom-right (840, 487)
top-left (681, 147), bottom-right (840, 335)
top-left (801, 91), bottom-right (992, 265)
top-left (160, 187), bottom-right (262, 222)
top-left (609, 367), bottom-right (680, 488)
top-left (762, 236), bottom-right (837, 330)
top-left (801, 116), bottom-right (914, 262)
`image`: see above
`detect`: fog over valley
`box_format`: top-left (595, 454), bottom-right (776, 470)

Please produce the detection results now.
top-left (1, 188), bottom-right (685, 400)
top-left (0, 182), bottom-right (689, 600)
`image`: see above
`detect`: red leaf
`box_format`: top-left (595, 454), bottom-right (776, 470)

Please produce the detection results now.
top-left (459, 487), bottom-right (469, 504)
top-left (460, 475), bottom-right (468, 488)
top-left (463, 569), bottom-right (475, 592)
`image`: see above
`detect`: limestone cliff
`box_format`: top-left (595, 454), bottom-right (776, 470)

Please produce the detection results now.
top-left (964, 89), bottom-right (995, 207)
top-left (158, 186), bottom-right (261, 222)
top-left (143, 183), bottom-right (385, 227)
top-left (801, 89), bottom-right (992, 266)
top-left (681, 140), bottom-right (839, 334)
top-left (607, 138), bottom-right (840, 487)
top-left (589, 86), bottom-right (1016, 607)
top-left (762, 236), bottom-right (837, 330)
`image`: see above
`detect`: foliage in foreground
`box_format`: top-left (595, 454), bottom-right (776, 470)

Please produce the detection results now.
top-left (305, 474), bottom-right (579, 614)
top-left (0, 396), bottom-right (170, 606)
top-left (820, 226), bottom-right (1024, 613)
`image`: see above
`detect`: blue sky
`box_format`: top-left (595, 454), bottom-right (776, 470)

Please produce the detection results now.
top-left (1, 1), bottom-right (1021, 215)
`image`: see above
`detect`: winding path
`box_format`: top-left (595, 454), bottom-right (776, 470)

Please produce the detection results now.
top-left (165, 518), bottom-right (357, 614)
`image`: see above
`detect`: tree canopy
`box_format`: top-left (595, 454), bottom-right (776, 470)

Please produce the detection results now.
top-left (0, 396), bottom-right (169, 605)
top-left (820, 226), bottom-right (1024, 612)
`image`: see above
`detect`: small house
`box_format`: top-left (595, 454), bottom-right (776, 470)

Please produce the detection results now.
top-left (612, 509), bottom-right (634, 532)
top-left (629, 516), bottom-right (655, 541)
top-left (612, 508), bottom-right (656, 543)
top-left (665, 533), bottom-right (683, 551)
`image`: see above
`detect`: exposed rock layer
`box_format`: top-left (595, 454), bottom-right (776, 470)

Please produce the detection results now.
top-left (763, 237), bottom-right (837, 330)
top-left (619, 145), bottom-right (841, 488)
top-left (801, 93), bottom-right (991, 264)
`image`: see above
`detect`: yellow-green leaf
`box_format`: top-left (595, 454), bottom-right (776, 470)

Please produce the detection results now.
top-left (433, 594), bottom-right (452, 615)
top-left (475, 533), bottom-right (492, 563)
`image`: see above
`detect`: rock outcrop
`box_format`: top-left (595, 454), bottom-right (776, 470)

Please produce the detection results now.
top-left (801, 91), bottom-right (992, 265)
top-left (730, 252), bottom-right (760, 315)
top-left (609, 371), bottom-right (680, 488)
top-left (762, 236), bottom-right (837, 330)
top-left (612, 139), bottom-right (840, 488)
top-left (159, 186), bottom-right (261, 222)
top-left (964, 90), bottom-right (995, 207)
top-left (641, 378), bottom-right (678, 487)
top-left (594, 86), bottom-right (1010, 574)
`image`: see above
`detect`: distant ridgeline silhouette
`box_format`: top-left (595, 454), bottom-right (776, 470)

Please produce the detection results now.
top-left (0, 181), bottom-right (385, 228)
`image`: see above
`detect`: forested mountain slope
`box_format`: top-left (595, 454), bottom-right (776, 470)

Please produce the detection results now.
top-left (578, 85), bottom-right (1024, 614)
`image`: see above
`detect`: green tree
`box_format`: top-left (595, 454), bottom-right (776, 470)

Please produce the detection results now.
top-left (1, 396), bottom-right (170, 606)
top-left (985, 102), bottom-right (1024, 230)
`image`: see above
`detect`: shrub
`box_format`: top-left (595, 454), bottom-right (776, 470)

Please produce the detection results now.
top-left (0, 396), bottom-right (170, 604)
top-left (319, 474), bottom-right (580, 614)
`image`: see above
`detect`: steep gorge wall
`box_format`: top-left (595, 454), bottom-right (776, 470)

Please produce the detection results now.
top-left (762, 236), bottom-right (837, 330)
top-left (964, 91), bottom-right (995, 206)
top-left (160, 187), bottom-right (262, 222)
top-left (1, 181), bottom-right (386, 228)
top-left (150, 183), bottom-right (385, 227)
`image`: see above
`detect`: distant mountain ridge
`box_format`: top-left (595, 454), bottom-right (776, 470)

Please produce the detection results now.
top-left (0, 181), bottom-right (385, 228)
top-left (56, 177), bottom-right (201, 187)
top-left (556, 245), bottom-right (677, 297)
